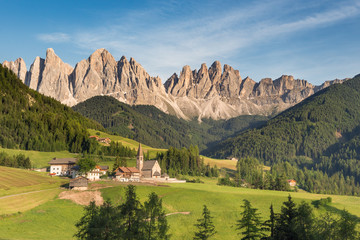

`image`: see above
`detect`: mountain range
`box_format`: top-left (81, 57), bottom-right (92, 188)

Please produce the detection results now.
top-left (3, 48), bottom-right (346, 120)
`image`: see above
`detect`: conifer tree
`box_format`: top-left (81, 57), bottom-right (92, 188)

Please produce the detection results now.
top-left (314, 212), bottom-right (337, 240)
top-left (120, 185), bottom-right (144, 239)
top-left (236, 199), bottom-right (263, 240)
top-left (262, 204), bottom-right (276, 239)
top-left (144, 192), bottom-right (170, 240)
top-left (337, 209), bottom-right (358, 240)
top-left (273, 195), bottom-right (298, 240)
top-left (194, 205), bottom-right (216, 240)
top-left (295, 201), bottom-right (314, 240)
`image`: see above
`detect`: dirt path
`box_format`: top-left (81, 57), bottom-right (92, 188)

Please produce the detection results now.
top-left (0, 188), bottom-right (58, 200)
top-left (165, 212), bottom-right (190, 216)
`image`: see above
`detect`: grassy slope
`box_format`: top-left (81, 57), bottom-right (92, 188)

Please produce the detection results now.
top-left (0, 147), bottom-right (78, 168)
top-left (0, 179), bottom-right (359, 239)
top-left (0, 166), bottom-right (66, 215)
top-left (88, 129), bottom-right (235, 169)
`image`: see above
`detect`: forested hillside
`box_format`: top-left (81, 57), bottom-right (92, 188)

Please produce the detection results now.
top-left (73, 96), bottom-right (267, 150)
top-left (0, 64), bottom-right (103, 152)
top-left (209, 74), bottom-right (360, 161)
top-left (207, 74), bottom-right (360, 195)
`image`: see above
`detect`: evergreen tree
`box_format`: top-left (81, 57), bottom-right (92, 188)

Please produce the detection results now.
top-left (74, 201), bottom-right (99, 240)
top-left (273, 195), bottom-right (298, 240)
top-left (120, 185), bottom-right (144, 239)
top-left (194, 205), bottom-right (216, 240)
top-left (113, 156), bottom-right (121, 172)
top-left (236, 199), bottom-right (263, 240)
top-left (336, 209), bottom-right (358, 240)
top-left (144, 192), bottom-right (170, 240)
top-left (295, 201), bottom-right (314, 240)
top-left (262, 204), bottom-right (276, 239)
top-left (314, 212), bottom-right (338, 240)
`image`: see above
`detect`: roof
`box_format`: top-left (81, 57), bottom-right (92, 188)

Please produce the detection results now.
top-left (70, 176), bottom-right (88, 187)
top-left (161, 173), bottom-right (169, 177)
top-left (49, 158), bottom-right (77, 165)
top-left (137, 143), bottom-right (143, 158)
top-left (287, 179), bottom-right (296, 182)
top-left (127, 167), bottom-right (140, 173)
top-left (96, 165), bottom-right (109, 170)
top-left (142, 160), bottom-right (157, 170)
top-left (153, 171), bottom-right (161, 176)
top-left (116, 167), bottom-right (140, 175)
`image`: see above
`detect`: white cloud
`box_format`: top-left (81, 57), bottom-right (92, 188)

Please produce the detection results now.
top-left (37, 32), bottom-right (70, 43)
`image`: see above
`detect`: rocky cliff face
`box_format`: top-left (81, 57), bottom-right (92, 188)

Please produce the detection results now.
top-left (2, 58), bottom-right (27, 83)
top-left (2, 48), bottom-right (346, 120)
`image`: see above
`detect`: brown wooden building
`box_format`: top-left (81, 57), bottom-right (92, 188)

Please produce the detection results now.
top-left (69, 176), bottom-right (88, 190)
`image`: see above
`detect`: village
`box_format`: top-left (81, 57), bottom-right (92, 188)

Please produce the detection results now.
top-left (48, 143), bottom-right (185, 190)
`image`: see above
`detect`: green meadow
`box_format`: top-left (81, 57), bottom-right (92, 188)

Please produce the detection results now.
top-left (0, 146), bottom-right (78, 168)
top-left (0, 166), bottom-right (66, 215)
top-left (0, 176), bottom-right (359, 239)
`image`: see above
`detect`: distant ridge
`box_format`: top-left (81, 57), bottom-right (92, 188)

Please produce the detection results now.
top-left (3, 48), bottom-right (347, 120)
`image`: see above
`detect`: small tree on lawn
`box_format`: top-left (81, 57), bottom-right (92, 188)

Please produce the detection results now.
top-left (236, 199), bottom-right (263, 240)
top-left (194, 205), bottom-right (216, 240)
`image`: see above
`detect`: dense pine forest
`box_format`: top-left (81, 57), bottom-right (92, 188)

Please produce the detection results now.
top-left (72, 96), bottom-right (267, 150)
top-left (0, 64), bottom-right (103, 153)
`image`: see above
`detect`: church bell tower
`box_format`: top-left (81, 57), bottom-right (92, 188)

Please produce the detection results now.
top-left (136, 143), bottom-right (144, 174)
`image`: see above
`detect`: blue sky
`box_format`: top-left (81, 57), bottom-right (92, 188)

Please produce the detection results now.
top-left (1, 0), bottom-right (359, 85)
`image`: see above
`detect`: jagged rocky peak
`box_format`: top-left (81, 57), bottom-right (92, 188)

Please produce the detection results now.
top-left (239, 77), bottom-right (256, 98)
top-left (2, 48), bottom-right (350, 121)
top-left (2, 57), bottom-right (27, 83)
top-left (26, 56), bottom-right (45, 90)
top-left (165, 61), bottom-right (244, 99)
top-left (88, 48), bottom-right (117, 72)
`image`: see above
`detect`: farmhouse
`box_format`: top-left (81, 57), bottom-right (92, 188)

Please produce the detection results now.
top-left (115, 167), bottom-right (140, 182)
top-left (287, 179), bottom-right (297, 187)
top-left (49, 158), bottom-right (78, 176)
top-left (98, 138), bottom-right (111, 144)
top-left (96, 165), bottom-right (109, 174)
top-left (69, 176), bottom-right (88, 190)
top-left (71, 165), bottom-right (109, 181)
top-left (136, 143), bottom-right (161, 178)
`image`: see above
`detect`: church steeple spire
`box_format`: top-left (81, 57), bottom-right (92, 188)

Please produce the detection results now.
top-left (136, 143), bottom-right (144, 174)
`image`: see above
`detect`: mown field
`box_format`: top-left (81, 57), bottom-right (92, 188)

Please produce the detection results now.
top-left (0, 166), bottom-right (66, 215)
top-left (0, 175), bottom-right (359, 240)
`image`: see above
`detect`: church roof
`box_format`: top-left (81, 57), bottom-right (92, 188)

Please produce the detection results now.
top-left (142, 160), bottom-right (158, 170)
top-left (137, 143), bottom-right (143, 157)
